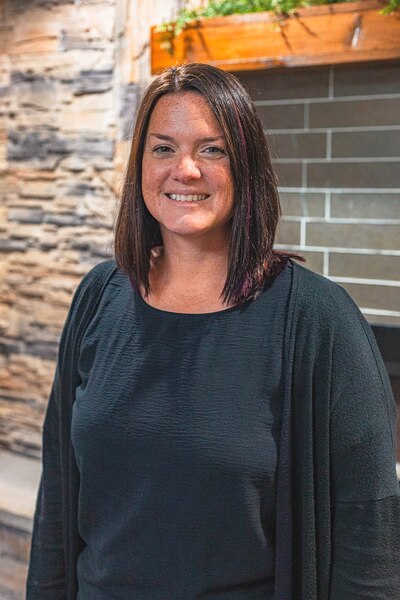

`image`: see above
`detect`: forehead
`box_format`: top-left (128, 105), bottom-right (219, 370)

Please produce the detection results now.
top-left (148, 91), bottom-right (223, 135)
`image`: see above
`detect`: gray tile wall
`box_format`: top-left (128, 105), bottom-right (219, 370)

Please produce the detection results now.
top-left (239, 62), bottom-right (400, 327)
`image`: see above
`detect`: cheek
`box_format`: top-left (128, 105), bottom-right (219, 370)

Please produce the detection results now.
top-left (218, 167), bottom-right (234, 203)
top-left (142, 161), bottom-right (166, 199)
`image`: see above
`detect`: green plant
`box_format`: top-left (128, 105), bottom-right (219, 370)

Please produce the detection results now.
top-left (156, 0), bottom-right (399, 54)
top-left (381, 0), bottom-right (400, 13)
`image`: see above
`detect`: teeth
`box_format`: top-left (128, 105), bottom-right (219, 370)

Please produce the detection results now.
top-left (168, 194), bottom-right (208, 202)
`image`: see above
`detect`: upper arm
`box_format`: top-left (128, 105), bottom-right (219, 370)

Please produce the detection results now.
top-left (329, 295), bottom-right (398, 502)
top-left (327, 291), bottom-right (400, 598)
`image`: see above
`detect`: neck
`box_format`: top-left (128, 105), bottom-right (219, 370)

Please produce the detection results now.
top-left (149, 232), bottom-right (230, 299)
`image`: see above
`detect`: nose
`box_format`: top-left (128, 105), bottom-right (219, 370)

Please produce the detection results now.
top-left (171, 154), bottom-right (201, 181)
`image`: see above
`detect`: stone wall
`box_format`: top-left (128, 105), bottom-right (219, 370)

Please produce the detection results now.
top-left (0, 0), bottom-right (180, 457)
top-left (1, 2), bottom-right (399, 459)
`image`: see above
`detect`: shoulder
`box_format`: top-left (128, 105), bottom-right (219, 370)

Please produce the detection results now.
top-left (57, 259), bottom-right (120, 358)
top-left (288, 260), bottom-right (382, 366)
top-left (72, 258), bottom-right (118, 300)
top-left (63, 259), bottom-right (119, 328)
top-left (289, 261), bottom-right (388, 386)
top-left (289, 260), bottom-right (362, 329)
top-left (77, 258), bottom-right (118, 289)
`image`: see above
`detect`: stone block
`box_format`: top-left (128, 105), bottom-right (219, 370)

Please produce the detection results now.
top-left (306, 222), bottom-right (400, 251)
top-left (0, 55), bottom-right (10, 87)
top-left (0, 240), bottom-right (27, 252)
top-left (11, 72), bottom-right (59, 110)
top-left (58, 155), bottom-right (87, 172)
top-left (75, 195), bottom-right (114, 225)
top-left (330, 253), bottom-right (400, 281)
top-left (280, 192), bottom-right (325, 218)
top-left (0, 86), bottom-right (10, 98)
top-left (59, 107), bottom-right (114, 133)
top-left (43, 213), bottom-right (84, 226)
top-left (270, 132), bottom-right (327, 160)
top-left (7, 129), bottom-right (68, 162)
top-left (60, 28), bottom-right (106, 52)
top-left (119, 82), bottom-right (139, 141)
top-left (10, 49), bottom-right (113, 80)
top-left (65, 136), bottom-right (114, 159)
top-left (9, 106), bottom-right (59, 130)
top-left (331, 193), bottom-right (400, 220)
top-left (332, 130), bottom-right (400, 159)
top-left (68, 89), bottom-right (114, 111)
top-left (30, 300), bottom-right (68, 329)
top-left (257, 103), bottom-right (304, 130)
top-left (273, 161), bottom-right (303, 188)
top-left (0, 552), bottom-right (29, 600)
top-left (73, 68), bottom-right (113, 96)
top-left (8, 208), bottom-right (44, 224)
top-left (4, 308), bottom-right (31, 339)
top-left (307, 161), bottom-right (400, 189)
top-left (340, 282), bottom-right (400, 312)
top-left (73, 5), bottom-right (116, 40)
top-left (8, 223), bottom-right (41, 241)
top-left (18, 179), bottom-right (56, 199)
top-left (334, 61), bottom-right (400, 97)
top-left (239, 67), bottom-right (330, 101)
top-left (275, 220), bottom-right (301, 246)
top-left (88, 242), bottom-right (113, 257)
top-left (309, 98), bottom-right (400, 128)
top-left (9, 10), bottom-right (60, 54)
top-left (296, 251), bottom-right (324, 274)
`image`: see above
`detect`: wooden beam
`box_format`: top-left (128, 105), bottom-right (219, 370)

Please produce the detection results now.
top-left (151, 0), bottom-right (400, 73)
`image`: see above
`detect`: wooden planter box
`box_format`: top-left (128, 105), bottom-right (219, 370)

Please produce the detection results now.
top-left (151, 0), bottom-right (400, 73)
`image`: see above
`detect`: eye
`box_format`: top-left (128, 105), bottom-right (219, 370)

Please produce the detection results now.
top-left (152, 145), bottom-right (174, 154)
top-left (202, 146), bottom-right (226, 157)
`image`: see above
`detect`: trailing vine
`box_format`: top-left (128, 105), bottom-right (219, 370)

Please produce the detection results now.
top-left (156, 0), bottom-right (399, 54)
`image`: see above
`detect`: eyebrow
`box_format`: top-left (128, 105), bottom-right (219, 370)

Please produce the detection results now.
top-left (149, 133), bottom-right (225, 143)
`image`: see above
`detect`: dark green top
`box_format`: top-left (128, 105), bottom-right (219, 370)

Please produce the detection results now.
top-left (27, 259), bottom-right (400, 600)
top-left (71, 263), bottom-right (292, 599)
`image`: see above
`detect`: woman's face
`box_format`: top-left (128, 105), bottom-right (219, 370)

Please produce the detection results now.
top-left (141, 91), bottom-right (234, 245)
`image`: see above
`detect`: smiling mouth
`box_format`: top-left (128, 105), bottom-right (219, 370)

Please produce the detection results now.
top-left (165, 193), bottom-right (210, 202)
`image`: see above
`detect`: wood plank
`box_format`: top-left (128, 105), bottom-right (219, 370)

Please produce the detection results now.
top-left (151, 0), bottom-right (400, 73)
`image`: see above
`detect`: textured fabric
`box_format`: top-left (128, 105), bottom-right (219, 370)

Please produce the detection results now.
top-left (71, 266), bottom-right (291, 598)
top-left (26, 259), bottom-right (400, 600)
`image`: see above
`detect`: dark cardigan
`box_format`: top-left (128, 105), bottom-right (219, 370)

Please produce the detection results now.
top-left (26, 259), bottom-right (400, 599)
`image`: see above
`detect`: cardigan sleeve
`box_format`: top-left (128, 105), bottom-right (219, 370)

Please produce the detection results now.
top-left (26, 364), bottom-right (67, 599)
top-left (329, 289), bottom-right (400, 599)
top-left (25, 271), bottom-right (91, 600)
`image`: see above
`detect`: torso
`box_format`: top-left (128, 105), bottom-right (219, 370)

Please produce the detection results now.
top-left (71, 261), bottom-right (293, 599)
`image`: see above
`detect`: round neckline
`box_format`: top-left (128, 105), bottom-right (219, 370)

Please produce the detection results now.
top-left (133, 286), bottom-right (249, 318)
top-left (129, 261), bottom-right (292, 318)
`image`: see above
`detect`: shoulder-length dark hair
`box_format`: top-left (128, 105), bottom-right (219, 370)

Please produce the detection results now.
top-left (114, 62), bottom-right (299, 305)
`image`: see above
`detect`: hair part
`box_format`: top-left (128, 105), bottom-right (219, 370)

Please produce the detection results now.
top-left (114, 63), bottom-right (303, 306)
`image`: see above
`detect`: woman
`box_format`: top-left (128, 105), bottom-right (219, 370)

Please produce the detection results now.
top-left (27, 63), bottom-right (399, 599)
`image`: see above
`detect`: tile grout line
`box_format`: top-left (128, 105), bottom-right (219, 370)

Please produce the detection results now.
top-left (300, 219), bottom-right (306, 248)
top-left (360, 308), bottom-right (400, 317)
top-left (266, 126), bottom-right (400, 134)
top-left (325, 191), bottom-right (331, 219)
top-left (278, 187), bottom-right (400, 193)
top-left (254, 92), bottom-right (400, 106)
top-left (329, 67), bottom-right (334, 100)
top-left (323, 250), bottom-right (329, 277)
top-left (326, 130), bottom-right (332, 160)
top-left (274, 244), bottom-right (400, 256)
top-left (330, 276), bottom-right (400, 287)
top-left (280, 217), bottom-right (400, 224)
top-left (301, 162), bottom-right (307, 189)
top-left (304, 102), bottom-right (309, 130)
top-left (272, 157), bottom-right (400, 163)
